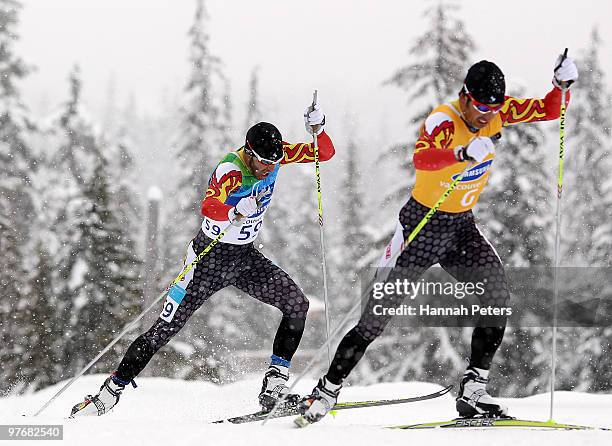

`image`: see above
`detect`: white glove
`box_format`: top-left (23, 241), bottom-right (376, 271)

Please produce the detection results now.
top-left (304, 103), bottom-right (325, 135)
top-left (454, 136), bottom-right (495, 163)
top-left (553, 54), bottom-right (578, 88)
top-left (231, 196), bottom-right (259, 223)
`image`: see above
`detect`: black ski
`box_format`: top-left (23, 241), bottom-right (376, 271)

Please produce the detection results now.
top-left (214, 385), bottom-right (452, 424)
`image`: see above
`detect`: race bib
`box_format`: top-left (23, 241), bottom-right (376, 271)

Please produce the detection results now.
top-left (202, 214), bottom-right (265, 245)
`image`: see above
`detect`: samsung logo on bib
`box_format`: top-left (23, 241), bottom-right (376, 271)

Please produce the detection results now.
top-left (452, 159), bottom-right (493, 182)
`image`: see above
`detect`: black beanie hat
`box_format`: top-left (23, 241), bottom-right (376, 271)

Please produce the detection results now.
top-left (245, 122), bottom-right (283, 162)
top-left (464, 60), bottom-right (506, 104)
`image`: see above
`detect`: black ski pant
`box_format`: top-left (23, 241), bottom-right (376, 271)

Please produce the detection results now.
top-left (116, 230), bottom-right (309, 382)
top-left (326, 198), bottom-right (509, 385)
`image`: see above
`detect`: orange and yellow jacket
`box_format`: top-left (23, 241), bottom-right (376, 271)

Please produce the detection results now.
top-left (411, 86), bottom-right (570, 213)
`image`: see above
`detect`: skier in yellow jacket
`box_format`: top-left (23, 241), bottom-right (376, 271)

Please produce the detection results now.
top-left (299, 54), bottom-right (579, 423)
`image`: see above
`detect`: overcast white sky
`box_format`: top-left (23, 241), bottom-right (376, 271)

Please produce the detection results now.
top-left (17, 0), bottom-right (612, 143)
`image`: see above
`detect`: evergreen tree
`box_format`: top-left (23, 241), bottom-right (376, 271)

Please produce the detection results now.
top-left (105, 125), bottom-right (142, 238)
top-left (383, 1), bottom-right (475, 208)
top-left (552, 28), bottom-right (612, 393)
top-left (52, 67), bottom-right (142, 376)
top-left (0, 0), bottom-right (32, 195)
top-left (161, 0), bottom-right (224, 290)
top-left (15, 246), bottom-right (63, 392)
top-left (0, 0), bottom-right (36, 395)
top-left (0, 211), bottom-right (26, 394)
top-left (174, 0), bottom-right (222, 233)
top-left (491, 33), bottom-right (612, 396)
top-left (386, 2), bottom-right (474, 125)
top-left (564, 28), bottom-right (612, 265)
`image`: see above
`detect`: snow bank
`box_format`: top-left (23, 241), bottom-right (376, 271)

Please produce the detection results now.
top-left (1, 376), bottom-right (611, 446)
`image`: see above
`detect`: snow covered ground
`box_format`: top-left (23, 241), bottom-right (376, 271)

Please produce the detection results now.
top-left (2, 376), bottom-right (611, 446)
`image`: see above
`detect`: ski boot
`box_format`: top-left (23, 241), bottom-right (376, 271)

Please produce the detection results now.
top-left (258, 357), bottom-right (301, 411)
top-left (456, 366), bottom-right (508, 418)
top-left (296, 376), bottom-right (342, 425)
top-left (69, 373), bottom-right (136, 417)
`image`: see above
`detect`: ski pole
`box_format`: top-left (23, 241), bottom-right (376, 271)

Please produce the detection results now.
top-left (32, 188), bottom-right (268, 417)
top-left (310, 90), bottom-right (332, 368)
top-left (263, 159), bottom-right (477, 425)
top-left (549, 47), bottom-right (569, 423)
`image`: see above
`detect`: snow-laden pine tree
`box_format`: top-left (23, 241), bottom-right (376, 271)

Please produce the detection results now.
top-left (99, 87), bottom-right (142, 232)
top-left (106, 128), bottom-right (141, 236)
top-left (15, 246), bottom-right (62, 392)
top-left (173, 0), bottom-right (223, 235)
top-left (159, 0), bottom-right (224, 283)
top-left (51, 67), bottom-right (142, 376)
top-left (0, 210), bottom-right (27, 395)
top-left (563, 28), bottom-right (612, 266)
top-left (548, 29), bottom-right (612, 393)
top-left (0, 0), bottom-right (37, 395)
top-left (0, 0), bottom-right (33, 209)
top-left (382, 0), bottom-right (475, 210)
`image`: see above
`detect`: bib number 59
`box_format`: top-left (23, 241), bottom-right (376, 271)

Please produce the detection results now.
top-left (237, 221), bottom-right (263, 241)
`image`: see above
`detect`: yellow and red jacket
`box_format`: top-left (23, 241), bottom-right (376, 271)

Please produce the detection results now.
top-left (411, 86), bottom-right (570, 213)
